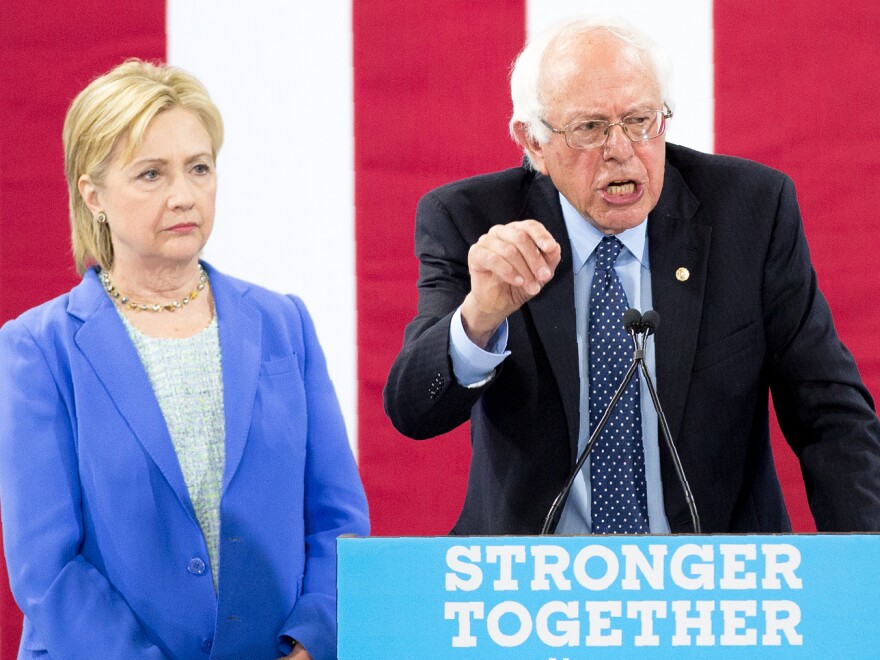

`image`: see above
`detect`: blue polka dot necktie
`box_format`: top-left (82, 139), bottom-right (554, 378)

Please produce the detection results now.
top-left (589, 236), bottom-right (650, 534)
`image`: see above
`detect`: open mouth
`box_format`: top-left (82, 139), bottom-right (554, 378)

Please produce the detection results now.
top-left (606, 180), bottom-right (636, 195)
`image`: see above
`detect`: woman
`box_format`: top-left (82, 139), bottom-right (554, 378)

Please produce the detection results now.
top-left (0, 60), bottom-right (369, 660)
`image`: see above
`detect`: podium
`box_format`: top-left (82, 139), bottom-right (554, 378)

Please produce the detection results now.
top-left (338, 534), bottom-right (879, 658)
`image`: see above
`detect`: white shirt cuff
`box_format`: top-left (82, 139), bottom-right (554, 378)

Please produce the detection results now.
top-left (449, 306), bottom-right (510, 387)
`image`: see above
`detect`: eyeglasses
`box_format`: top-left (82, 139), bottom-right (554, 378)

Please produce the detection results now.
top-left (540, 108), bottom-right (673, 150)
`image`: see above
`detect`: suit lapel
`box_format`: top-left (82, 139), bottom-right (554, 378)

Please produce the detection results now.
top-left (480, 159), bottom-right (709, 525)
top-left (71, 271), bottom-right (195, 517)
top-left (648, 156), bottom-right (711, 530)
top-left (71, 266), bottom-right (264, 510)
top-left (206, 265), bottom-right (262, 494)
top-left (523, 174), bottom-right (581, 460)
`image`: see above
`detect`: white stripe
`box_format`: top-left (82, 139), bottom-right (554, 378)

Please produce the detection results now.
top-left (167, 2), bottom-right (358, 453)
top-left (526, 0), bottom-right (715, 153)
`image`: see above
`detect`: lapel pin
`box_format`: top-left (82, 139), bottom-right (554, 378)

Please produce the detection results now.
top-left (675, 267), bottom-right (690, 282)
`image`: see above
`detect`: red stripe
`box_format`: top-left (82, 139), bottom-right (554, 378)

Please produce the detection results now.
top-left (715, 1), bottom-right (880, 531)
top-left (0, 2), bottom-right (165, 653)
top-left (353, 1), bottom-right (526, 534)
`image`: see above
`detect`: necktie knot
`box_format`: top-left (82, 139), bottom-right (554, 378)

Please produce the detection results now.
top-left (594, 236), bottom-right (623, 272)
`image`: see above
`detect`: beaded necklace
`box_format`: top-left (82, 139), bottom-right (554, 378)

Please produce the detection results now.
top-left (99, 264), bottom-right (209, 312)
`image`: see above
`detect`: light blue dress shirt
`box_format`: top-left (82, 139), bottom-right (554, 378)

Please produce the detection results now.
top-left (449, 194), bottom-right (671, 534)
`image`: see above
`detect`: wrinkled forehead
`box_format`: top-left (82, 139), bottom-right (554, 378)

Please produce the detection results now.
top-left (539, 31), bottom-right (661, 112)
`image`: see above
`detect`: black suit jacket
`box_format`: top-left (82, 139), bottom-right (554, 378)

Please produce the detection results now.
top-left (384, 143), bottom-right (880, 534)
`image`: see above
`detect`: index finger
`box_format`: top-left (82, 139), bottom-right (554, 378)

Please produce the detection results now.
top-left (484, 221), bottom-right (554, 285)
top-left (511, 219), bottom-right (559, 255)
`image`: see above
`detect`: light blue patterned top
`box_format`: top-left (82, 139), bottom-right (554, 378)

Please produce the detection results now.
top-left (120, 312), bottom-right (225, 590)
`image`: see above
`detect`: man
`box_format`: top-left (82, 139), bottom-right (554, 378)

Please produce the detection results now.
top-left (384, 17), bottom-right (880, 535)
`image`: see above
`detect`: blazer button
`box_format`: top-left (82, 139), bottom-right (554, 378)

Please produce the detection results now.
top-left (428, 372), bottom-right (444, 399)
top-left (200, 637), bottom-right (214, 653)
top-left (188, 557), bottom-right (207, 575)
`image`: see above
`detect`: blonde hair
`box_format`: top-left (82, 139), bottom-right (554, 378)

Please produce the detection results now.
top-left (63, 59), bottom-right (224, 274)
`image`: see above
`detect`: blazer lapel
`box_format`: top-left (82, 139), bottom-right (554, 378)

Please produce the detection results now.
top-left (205, 265), bottom-right (262, 494)
top-left (648, 156), bottom-right (712, 530)
top-left (71, 271), bottom-right (195, 517)
top-left (523, 174), bottom-right (581, 460)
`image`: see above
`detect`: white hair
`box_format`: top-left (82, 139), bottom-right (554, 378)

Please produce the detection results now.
top-left (509, 16), bottom-right (675, 165)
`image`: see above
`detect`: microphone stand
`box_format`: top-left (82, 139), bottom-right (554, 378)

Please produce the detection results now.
top-left (540, 313), bottom-right (643, 535)
top-left (540, 310), bottom-right (701, 535)
top-left (636, 313), bottom-right (701, 533)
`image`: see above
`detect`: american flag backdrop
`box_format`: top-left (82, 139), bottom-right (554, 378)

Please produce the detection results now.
top-left (1, 0), bottom-right (879, 653)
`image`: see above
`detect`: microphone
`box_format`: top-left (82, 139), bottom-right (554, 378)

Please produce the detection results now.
top-left (640, 310), bottom-right (659, 335)
top-left (540, 308), bottom-right (701, 535)
top-left (622, 307), bottom-right (643, 334)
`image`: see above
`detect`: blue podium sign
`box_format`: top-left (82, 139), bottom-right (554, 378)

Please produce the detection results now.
top-left (338, 535), bottom-right (880, 659)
